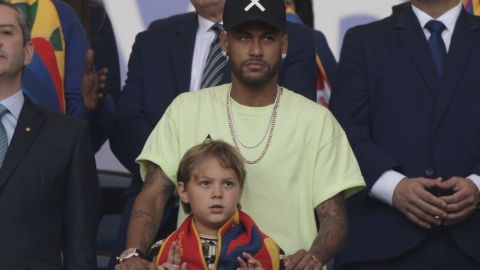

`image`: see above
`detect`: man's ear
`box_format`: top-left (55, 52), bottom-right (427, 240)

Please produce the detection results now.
top-left (23, 40), bottom-right (34, 66)
top-left (220, 31), bottom-right (228, 55)
top-left (177, 182), bottom-right (189, 204)
top-left (281, 33), bottom-right (288, 56)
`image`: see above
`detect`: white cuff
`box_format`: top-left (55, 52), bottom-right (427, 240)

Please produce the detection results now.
top-left (370, 170), bottom-right (406, 206)
top-left (467, 174), bottom-right (480, 192)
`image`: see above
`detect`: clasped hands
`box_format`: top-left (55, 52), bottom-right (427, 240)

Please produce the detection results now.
top-left (393, 176), bottom-right (479, 228)
top-left (118, 243), bottom-right (323, 270)
top-left (157, 245), bottom-right (323, 270)
top-left (146, 242), bottom-right (268, 270)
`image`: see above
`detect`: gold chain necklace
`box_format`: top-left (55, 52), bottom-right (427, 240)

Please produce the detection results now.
top-left (226, 86), bottom-right (282, 164)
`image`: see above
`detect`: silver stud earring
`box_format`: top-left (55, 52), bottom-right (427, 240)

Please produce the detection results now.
top-left (222, 51), bottom-right (229, 61)
top-left (281, 53), bottom-right (287, 60)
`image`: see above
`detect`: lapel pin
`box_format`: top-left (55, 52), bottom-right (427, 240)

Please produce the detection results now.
top-left (26, 127), bottom-right (31, 132)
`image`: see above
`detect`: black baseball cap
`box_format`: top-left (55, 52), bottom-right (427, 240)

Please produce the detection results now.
top-left (223, 0), bottom-right (286, 32)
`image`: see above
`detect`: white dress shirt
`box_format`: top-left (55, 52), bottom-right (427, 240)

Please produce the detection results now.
top-left (412, 2), bottom-right (462, 52)
top-left (0, 90), bottom-right (24, 145)
top-left (189, 16), bottom-right (223, 91)
top-left (370, 3), bottom-right (480, 205)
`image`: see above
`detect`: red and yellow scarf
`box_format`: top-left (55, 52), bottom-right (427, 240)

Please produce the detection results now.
top-left (154, 210), bottom-right (282, 270)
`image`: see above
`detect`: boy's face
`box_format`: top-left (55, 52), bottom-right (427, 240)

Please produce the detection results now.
top-left (178, 156), bottom-right (242, 236)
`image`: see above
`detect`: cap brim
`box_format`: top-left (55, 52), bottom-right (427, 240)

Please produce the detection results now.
top-left (224, 17), bottom-right (284, 32)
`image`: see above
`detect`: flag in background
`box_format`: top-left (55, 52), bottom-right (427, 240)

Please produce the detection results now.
top-left (286, 4), bottom-right (333, 106)
top-left (10, 0), bottom-right (66, 113)
top-left (464, 0), bottom-right (480, 15)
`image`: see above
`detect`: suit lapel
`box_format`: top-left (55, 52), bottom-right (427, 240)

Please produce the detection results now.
top-left (171, 13), bottom-right (198, 93)
top-left (433, 9), bottom-right (480, 127)
top-left (394, 8), bottom-right (440, 97)
top-left (0, 97), bottom-right (45, 190)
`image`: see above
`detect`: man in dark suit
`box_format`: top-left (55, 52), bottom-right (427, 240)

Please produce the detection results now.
top-left (0, 2), bottom-right (99, 269)
top-left (108, 0), bottom-right (319, 267)
top-left (330, 0), bottom-right (480, 269)
top-left (392, 2), bottom-right (411, 16)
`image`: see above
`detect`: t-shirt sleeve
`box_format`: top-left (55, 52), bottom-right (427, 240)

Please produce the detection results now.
top-left (312, 110), bottom-right (366, 208)
top-left (136, 103), bottom-right (181, 183)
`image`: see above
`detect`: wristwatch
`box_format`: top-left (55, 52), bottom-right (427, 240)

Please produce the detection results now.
top-left (116, 248), bottom-right (147, 263)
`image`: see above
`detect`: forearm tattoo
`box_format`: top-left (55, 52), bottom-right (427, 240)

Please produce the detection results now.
top-left (129, 162), bottom-right (175, 251)
top-left (142, 161), bottom-right (175, 196)
top-left (311, 193), bottom-right (348, 265)
top-left (129, 209), bottom-right (157, 252)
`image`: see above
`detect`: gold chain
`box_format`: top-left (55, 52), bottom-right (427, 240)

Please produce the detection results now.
top-left (226, 86), bottom-right (282, 164)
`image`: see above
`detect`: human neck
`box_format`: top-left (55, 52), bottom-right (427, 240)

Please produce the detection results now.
top-left (230, 79), bottom-right (278, 107)
top-left (411, 0), bottom-right (460, 18)
top-left (197, 7), bottom-right (223, 23)
top-left (194, 220), bottom-right (218, 237)
top-left (0, 77), bottom-right (21, 101)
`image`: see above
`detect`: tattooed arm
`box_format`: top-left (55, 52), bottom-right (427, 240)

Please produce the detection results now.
top-left (311, 193), bottom-right (348, 264)
top-left (115, 161), bottom-right (175, 270)
top-left (284, 193), bottom-right (347, 270)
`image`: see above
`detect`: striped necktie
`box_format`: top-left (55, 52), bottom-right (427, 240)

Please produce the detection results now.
top-left (201, 24), bottom-right (226, 88)
top-left (0, 104), bottom-right (9, 168)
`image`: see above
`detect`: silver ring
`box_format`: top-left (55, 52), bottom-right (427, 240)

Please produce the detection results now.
top-left (312, 255), bottom-right (320, 263)
top-left (434, 215), bottom-right (440, 220)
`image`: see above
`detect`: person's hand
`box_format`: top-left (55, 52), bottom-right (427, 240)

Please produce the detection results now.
top-left (114, 256), bottom-right (157, 270)
top-left (237, 252), bottom-right (264, 270)
top-left (437, 177), bottom-right (479, 225)
top-left (283, 249), bottom-right (322, 270)
top-left (393, 177), bottom-right (447, 229)
top-left (82, 49), bottom-right (108, 111)
top-left (157, 242), bottom-right (187, 270)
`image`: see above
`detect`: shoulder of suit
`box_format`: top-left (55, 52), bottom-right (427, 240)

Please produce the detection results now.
top-left (286, 21), bottom-right (317, 41)
top-left (346, 15), bottom-right (393, 36)
top-left (465, 10), bottom-right (480, 25)
top-left (147, 12), bottom-right (196, 32)
top-left (27, 101), bottom-right (86, 129)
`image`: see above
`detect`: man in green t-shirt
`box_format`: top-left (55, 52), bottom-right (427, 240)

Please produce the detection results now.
top-left (114, 0), bottom-right (365, 269)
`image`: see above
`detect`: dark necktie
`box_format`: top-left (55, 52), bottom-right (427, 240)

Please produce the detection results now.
top-left (201, 24), bottom-right (226, 88)
top-left (425, 20), bottom-right (447, 75)
top-left (0, 104), bottom-right (9, 168)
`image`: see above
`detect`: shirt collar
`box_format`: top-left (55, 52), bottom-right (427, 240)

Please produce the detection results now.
top-left (0, 90), bottom-right (24, 121)
top-left (197, 14), bottom-right (223, 35)
top-left (412, 2), bottom-right (462, 32)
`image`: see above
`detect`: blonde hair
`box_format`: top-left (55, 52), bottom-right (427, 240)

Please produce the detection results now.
top-left (177, 140), bottom-right (246, 213)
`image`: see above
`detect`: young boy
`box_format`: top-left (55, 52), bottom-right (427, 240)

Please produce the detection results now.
top-left (149, 140), bottom-right (283, 270)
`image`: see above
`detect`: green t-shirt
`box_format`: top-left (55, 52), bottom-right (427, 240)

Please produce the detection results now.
top-left (137, 84), bottom-right (365, 255)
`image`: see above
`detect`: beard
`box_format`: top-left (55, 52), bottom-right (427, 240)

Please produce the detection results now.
top-left (230, 56), bottom-right (281, 88)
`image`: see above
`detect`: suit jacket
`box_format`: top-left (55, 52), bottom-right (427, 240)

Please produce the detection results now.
top-left (330, 7), bottom-right (480, 264)
top-left (110, 12), bottom-right (317, 190)
top-left (0, 97), bottom-right (99, 270)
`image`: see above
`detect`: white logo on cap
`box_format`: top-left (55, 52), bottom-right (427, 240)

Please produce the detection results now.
top-left (244, 0), bottom-right (266, 12)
